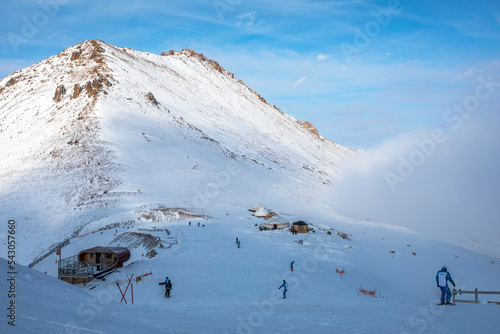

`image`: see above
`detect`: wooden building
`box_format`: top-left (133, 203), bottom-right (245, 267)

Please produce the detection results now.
top-left (78, 247), bottom-right (131, 271)
top-left (291, 221), bottom-right (308, 233)
top-left (58, 246), bottom-right (130, 284)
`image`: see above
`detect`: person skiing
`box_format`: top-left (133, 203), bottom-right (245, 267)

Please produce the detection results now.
top-left (290, 261), bottom-right (294, 272)
top-left (159, 277), bottom-right (172, 298)
top-left (279, 279), bottom-right (288, 299)
top-left (165, 279), bottom-right (173, 298)
top-left (237, 240), bottom-right (241, 248)
top-left (436, 265), bottom-right (455, 305)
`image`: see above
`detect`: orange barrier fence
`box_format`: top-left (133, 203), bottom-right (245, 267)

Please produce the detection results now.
top-left (358, 285), bottom-right (377, 296)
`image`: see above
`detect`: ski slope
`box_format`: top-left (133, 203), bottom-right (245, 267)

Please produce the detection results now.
top-left (2, 208), bottom-right (499, 333)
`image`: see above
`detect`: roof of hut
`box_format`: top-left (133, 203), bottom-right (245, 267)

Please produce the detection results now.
top-left (293, 221), bottom-right (307, 226)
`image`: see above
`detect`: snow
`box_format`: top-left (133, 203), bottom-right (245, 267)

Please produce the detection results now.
top-left (1, 213), bottom-right (500, 333)
top-left (0, 40), bottom-right (499, 333)
top-left (0, 40), bottom-right (351, 264)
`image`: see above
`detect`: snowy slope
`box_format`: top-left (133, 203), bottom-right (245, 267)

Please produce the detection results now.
top-left (0, 40), bottom-right (351, 264)
top-left (1, 212), bottom-right (499, 333)
top-left (1, 40), bottom-right (499, 333)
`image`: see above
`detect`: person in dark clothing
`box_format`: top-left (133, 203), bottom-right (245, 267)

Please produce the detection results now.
top-left (165, 280), bottom-right (173, 297)
top-left (279, 279), bottom-right (288, 299)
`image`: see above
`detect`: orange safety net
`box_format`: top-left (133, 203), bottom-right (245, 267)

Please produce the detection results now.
top-left (359, 288), bottom-right (376, 296)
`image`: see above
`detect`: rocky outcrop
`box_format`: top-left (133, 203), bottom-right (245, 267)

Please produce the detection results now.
top-left (83, 75), bottom-right (112, 98)
top-left (53, 84), bottom-right (66, 102)
top-left (72, 84), bottom-right (82, 99)
top-left (70, 51), bottom-right (82, 61)
top-left (298, 120), bottom-right (320, 137)
top-left (6, 77), bottom-right (18, 87)
top-left (65, 39), bottom-right (106, 65)
top-left (146, 92), bottom-right (158, 105)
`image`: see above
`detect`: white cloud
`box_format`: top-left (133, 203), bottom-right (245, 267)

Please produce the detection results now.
top-left (292, 75), bottom-right (308, 88)
top-left (236, 12), bottom-right (257, 27)
top-left (328, 113), bottom-right (500, 257)
top-left (317, 53), bottom-right (330, 62)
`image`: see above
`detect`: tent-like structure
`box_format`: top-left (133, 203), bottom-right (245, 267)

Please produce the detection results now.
top-left (264, 212), bottom-right (278, 220)
top-left (250, 204), bottom-right (264, 212)
top-left (261, 215), bottom-right (290, 230)
top-left (255, 207), bottom-right (269, 217)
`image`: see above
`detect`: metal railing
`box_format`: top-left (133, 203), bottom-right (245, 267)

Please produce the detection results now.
top-left (28, 238), bottom-right (70, 268)
top-left (453, 288), bottom-right (500, 305)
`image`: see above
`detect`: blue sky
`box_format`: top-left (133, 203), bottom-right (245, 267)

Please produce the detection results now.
top-left (1, 0), bottom-right (499, 148)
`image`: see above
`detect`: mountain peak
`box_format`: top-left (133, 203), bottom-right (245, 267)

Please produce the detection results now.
top-left (0, 40), bottom-right (352, 263)
top-left (65, 39), bottom-right (108, 64)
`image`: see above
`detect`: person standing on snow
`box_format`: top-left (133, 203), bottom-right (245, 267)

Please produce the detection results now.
top-left (163, 277), bottom-right (173, 297)
top-left (165, 279), bottom-right (173, 298)
top-left (279, 279), bottom-right (288, 299)
top-left (290, 261), bottom-right (294, 272)
top-left (436, 265), bottom-right (455, 305)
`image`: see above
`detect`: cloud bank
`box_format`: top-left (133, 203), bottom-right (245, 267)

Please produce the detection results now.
top-left (329, 99), bottom-right (500, 257)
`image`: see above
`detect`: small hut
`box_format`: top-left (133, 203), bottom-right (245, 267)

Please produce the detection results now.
top-left (58, 247), bottom-right (130, 285)
top-left (291, 221), bottom-right (308, 233)
top-left (78, 246), bottom-right (131, 271)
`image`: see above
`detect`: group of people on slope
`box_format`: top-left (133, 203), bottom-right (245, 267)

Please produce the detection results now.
top-left (280, 262), bottom-right (456, 303)
top-left (159, 258), bottom-right (455, 304)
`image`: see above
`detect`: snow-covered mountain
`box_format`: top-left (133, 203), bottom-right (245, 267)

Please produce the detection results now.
top-left (1, 40), bottom-right (499, 333)
top-left (0, 40), bottom-right (351, 264)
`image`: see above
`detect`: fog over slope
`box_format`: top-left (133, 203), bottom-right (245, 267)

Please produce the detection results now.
top-left (329, 95), bottom-right (500, 258)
